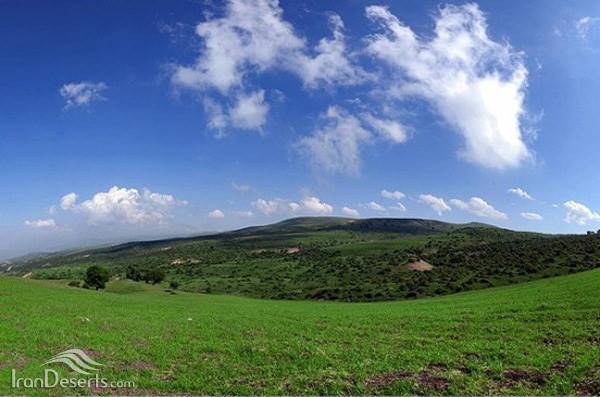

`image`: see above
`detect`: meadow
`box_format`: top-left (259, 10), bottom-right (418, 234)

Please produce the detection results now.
top-left (0, 269), bottom-right (598, 396)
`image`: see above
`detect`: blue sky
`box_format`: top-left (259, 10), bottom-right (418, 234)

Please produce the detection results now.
top-left (2, 0), bottom-right (600, 259)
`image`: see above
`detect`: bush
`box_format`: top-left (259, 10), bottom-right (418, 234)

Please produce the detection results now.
top-left (126, 265), bottom-right (143, 281)
top-left (67, 280), bottom-right (81, 288)
top-left (144, 268), bottom-right (165, 285)
top-left (169, 281), bottom-right (179, 290)
top-left (85, 266), bottom-right (110, 290)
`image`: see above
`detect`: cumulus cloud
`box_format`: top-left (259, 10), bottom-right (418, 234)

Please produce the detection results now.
top-left (366, 3), bottom-right (530, 169)
top-left (60, 193), bottom-right (78, 210)
top-left (171, 0), bottom-right (364, 131)
top-left (171, 0), bottom-right (362, 93)
top-left (367, 201), bottom-right (386, 212)
top-left (342, 206), bottom-right (360, 217)
top-left (419, 194), bottom-right (451, 215)
top-left (381, 189), bottom-right (405, 200)
top-left (252, 196), bottom-right (332, 216)
top-left (576, 16), bottom-right (600, 39)
top-left (301, 196), bottom-right (333, 214)
top-left (521, 212), bottom-right (542, 221)
top-left (296, 106), bottom-right (371, 176)
top-left (563, 200), bottom-right (600, 225)
top-left (229, 90), bottom-right (269, 130)
top-left (203, 91), bottom-right (269, 132)
top-left (208, 209), bottom-right (225, 219)
top-left (450, 197), bottom-right (507, 220)
top-left (24, 219), bottom-right (56, 229)
top-left (295, 14), bottom-right (367, 88)
top-left (60, 186), bottom-right (186, 225)
top-left (508, 187), bottom-right (534, 200)
top-left (59, 81), bottom-right (107, 109)
top-left (296, 107), bottom-right (411, 176)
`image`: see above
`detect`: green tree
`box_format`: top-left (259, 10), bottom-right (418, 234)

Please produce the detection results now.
top-left (144, 268), bottom-right (165, 285)
top-left (85, 266), bottom-right (110, 290)
top-left (126, 265), bottom-right (142, 281)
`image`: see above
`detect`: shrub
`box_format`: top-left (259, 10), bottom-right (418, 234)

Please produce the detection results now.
top-left (85, 266), bottom-right (110, 290)
top-left (67, 280), bottom-right (81, 288)
top-left (169, 281), bottom-right (179, 290)
top-left (126, 265), bottom-right (143, 281)
top-left (144, 268), bottom-right (165, 285)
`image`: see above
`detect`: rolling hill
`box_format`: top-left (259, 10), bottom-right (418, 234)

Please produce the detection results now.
top-left (4, 217), bottom-right (600, 301)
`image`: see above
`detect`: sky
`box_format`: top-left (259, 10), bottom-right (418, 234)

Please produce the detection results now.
top-left (2, 0), bottom-right (600, 259)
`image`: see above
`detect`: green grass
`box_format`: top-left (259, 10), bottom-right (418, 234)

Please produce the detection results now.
top-left (1, 270), bottom-right (598, 395)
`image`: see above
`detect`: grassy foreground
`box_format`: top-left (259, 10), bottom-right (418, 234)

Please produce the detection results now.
top-left (0, 270), bottom-right (599, 396)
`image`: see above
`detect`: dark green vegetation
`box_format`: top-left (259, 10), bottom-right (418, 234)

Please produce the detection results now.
top-left (5, 217), bottom-right (600, 301)
top-left (85, 265), bottom-right (110, 290)
top-left (0, 270), bottom-right (598, 395)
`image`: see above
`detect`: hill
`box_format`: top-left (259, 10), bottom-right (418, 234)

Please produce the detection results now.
top-left (4, 216), bottom-right (600, 301)
top-left (0, 270), bottom-right (598, 395)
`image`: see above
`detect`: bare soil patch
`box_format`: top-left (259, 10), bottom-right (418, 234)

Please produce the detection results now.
top-left (406, 260), bottom-right (434, 271)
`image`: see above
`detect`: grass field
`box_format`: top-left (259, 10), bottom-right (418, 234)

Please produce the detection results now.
top-left (1, 269), bottom-right (598, 396)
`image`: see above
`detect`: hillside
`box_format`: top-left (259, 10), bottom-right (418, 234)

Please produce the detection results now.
top-left (4, 216), bottom-right (600, 301)
top-left (0, 270), bottom-right (598, 395)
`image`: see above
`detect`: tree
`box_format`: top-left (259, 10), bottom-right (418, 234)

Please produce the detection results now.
top-left (85, 266), bottom-right (110, 290)
top-left (126, 265), bottom-right (143, 281)
top-left (144, 268), bottom-right (165, 285)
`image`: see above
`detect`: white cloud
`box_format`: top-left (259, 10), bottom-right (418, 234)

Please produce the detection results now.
top-left (232, 182), bottom-right (252, 192)
top-left (24, 219), bottom-right (56, 229)
top-left (203, 98), bottom-right (228, 131)
top-left (204, 91), bottom-right (269, 132)
top-left (171, 0), bottom-right (361, 93)
top-left (171, 0), bottom-right (364, 131)
top-left (60, 193), bottom-right (78, 210)
top-left (342, 206), bottom-right (360, 217)
top-left (208, 209), bottom-right (225, 219)
top-left (234, 210), bottom-right (254, 217)
top-left (61, 186), bottom-right (186, 225)
top-left (296, 106), bottom-right (371, 176)
top-left (251, 198), bottom-right (300, 216)
top-left (170, 0), bottom-right (304, 93)
top-left (450, 197), bottom-right (507, 220)
top-left (418, 194), bottom-right (451, 215)
top-left (576, 16), bottom-right (600, 39)
top-left (288, 202), bottom-right (301, 213)
top-left (59, 82), bottom-right (107, 109)
top-left (252, 198), bottom-right (283, 216)
top-left (301, 196), bottom-right (333, 214)
top-left (367, 201), bottom-right (386, 212)
top-left (229, 90), bottom-right (269, 130)
top-left (508, 187), bottom-right (534, 200)
top-left (294, 14), bottom-right (366, 88)
top-left (381, 189), bottom-right (405, 200)
top-left (521, 212), bottom-right (542, 221)
top-left (389, 202), bottom-right (407, 212)
top-left (563, 200), bottom-right (600, 225)
top-left (362, 113), bottom-right (408, 143)
top-left (252, 196), bottom-right (332, 216)
top-left (366, 4), bottom-right (530, 169)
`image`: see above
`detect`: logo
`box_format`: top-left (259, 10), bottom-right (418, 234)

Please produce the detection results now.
top-left (11, 348), bottom-right (135, 390)
top-left (42, 349), bottom-right (103, 375)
